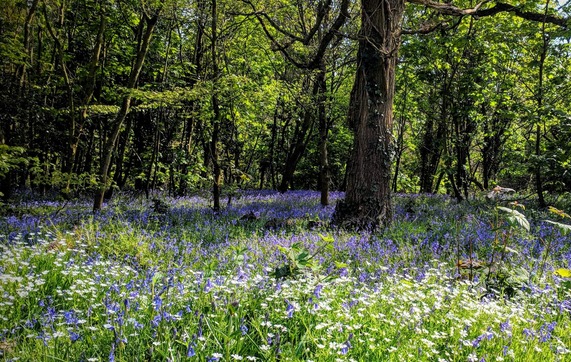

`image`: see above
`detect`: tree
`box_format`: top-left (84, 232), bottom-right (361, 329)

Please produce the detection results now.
top-left (240, 0), bottom-right (351, 205)
top-left (332, 0), bottom-right (405, 229)
top-left (93, 2), bottom-right (163, 211)
top-left (333, 0), bottom-right (569, 229)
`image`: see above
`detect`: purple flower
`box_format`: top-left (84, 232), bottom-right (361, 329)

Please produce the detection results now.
top-left (186, 343), bottom-right (195, 357)
top-left (132, 320), bottom-right (144, 330)
top-left (109, 343), bottom-right (115, 362)
top-left (69, 330), bottom-right (81, 342)
top-left (151, 314), bottom-right (162, 328)
top-left (153, 295), bottom-right (162, 311)
top-left (285, 300), bottom-right (294, 318)
top-left (313, 284), bottom-right (323, 298)
top-left (539, 321), bottom-right (556, 342)
top-left (499, 320), bottom-right (511, 335)
top-left (523, 328), bottom-right (534, 339)
top-left (204, 279), bottom-right (213, 292)
top-left (341, 333), bottom-right (353, 355)
top-left (472, 334), bottom-right (484, 348)
top-left (240, 319), bottom-right (248, 335)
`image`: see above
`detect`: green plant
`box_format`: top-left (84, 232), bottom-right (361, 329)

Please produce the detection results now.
top-left (271, 234), bottom-right (335, 279)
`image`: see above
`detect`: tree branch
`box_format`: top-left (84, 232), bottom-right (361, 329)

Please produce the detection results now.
top-left (238, 0), bottom-right (350, 70)
top-left (407, 0), bottom-right (569, 28)
top-left (401, 18), bottom-right (462, 35)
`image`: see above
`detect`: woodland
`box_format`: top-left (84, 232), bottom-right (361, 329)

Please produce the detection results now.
top-left (0, 0), bottom-right (570, 223)
top-left (2, 0), bottom-right (571, 361)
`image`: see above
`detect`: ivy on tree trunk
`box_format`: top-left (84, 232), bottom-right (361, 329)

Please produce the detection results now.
top-left (332, 0), bottom-right (405, 230)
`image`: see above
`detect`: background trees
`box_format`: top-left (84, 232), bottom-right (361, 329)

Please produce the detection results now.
top-left (1, 0), bottom-right (570, 218)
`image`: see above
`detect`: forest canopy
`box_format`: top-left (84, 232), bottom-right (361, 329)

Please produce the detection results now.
top-left (1, 0), bottom-right (571, 216)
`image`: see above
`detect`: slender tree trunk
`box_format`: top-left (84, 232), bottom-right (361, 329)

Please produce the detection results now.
top-left (535, 0), bottom-right (549, 208)
top-left (419, 76), bottom-right (448, 194)
top-left (268, 98), bottom-right (280, 190)
top-left (278, 77), bottom-right (317, 193)
top-left (146, 112), bottom-right (161, 194)
top-left (211, 0), bottom-right (222, 211)
top-left (113, 117), bottom-right (133, 189)
top-left (392, 67), bottom-right (409, 193)
top-left (93, 11), bottom-right (160, 211)
top-left (17, 0), bottom-right (39, 89)
top-left (333, 0), bottom-right (405, 230)
top-left (317, 63), bottom-right (330, 206)
top-left (482, 114), bottom-right (507, 190)
top-left (178, 0), bottom-right (205, 195)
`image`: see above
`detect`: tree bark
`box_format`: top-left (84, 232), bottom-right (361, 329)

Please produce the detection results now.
top-left (317, 63), bottom-right (330, 206)
top-left (211, 0), bottom-right (222, 212)
top-left (333, 0), bottom-right (405, 230)
top-left (534, 0), bottom-right (549, 208)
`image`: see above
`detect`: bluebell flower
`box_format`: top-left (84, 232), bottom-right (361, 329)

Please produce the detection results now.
top-left (153, 295), bottom-right (162, 311)
top-left (64, 310), bottom-right (78, 325)
top-left (539, 321), bottom-right (556, 342)
top-left (285, 300), bottom-right (294, 318)
top-left (109, 343), bottom-right (115, 362)
top-left (472, 334), bottom-right (484, 348)
top-left (240, 319), bottom-right (248, 335)
top-left (313, 284), bottom-right (323, 298)
top-left (204, 278), bottom-right (213, 292)
top-left (499, 319), bottom-right (511, 334)
top-left (187, 343), bottom-right (196, 357)
top-left (151, 314), bottom-right (162, 328)
top-left (69, 330), bottom-right (81, 342)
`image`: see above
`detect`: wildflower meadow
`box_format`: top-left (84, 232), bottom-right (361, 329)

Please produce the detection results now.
top-left (1, 191), bottom-right (571, 361)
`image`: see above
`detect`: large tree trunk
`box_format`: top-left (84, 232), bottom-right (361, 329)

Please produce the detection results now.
top-left (332, 0), bottom-right (404, 230)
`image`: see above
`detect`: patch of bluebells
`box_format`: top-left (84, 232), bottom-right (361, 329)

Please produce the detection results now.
top-left (0, 191), bottom-right (570, 360)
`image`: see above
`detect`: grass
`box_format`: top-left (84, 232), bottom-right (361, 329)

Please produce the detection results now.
top-left (0, 190), bottom-right (570, 361)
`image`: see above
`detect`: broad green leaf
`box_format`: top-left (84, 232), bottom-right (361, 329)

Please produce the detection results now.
top-left (544, 220), bottom-right (571, 236)
top-left (497, 206), bottom-right (530, 232)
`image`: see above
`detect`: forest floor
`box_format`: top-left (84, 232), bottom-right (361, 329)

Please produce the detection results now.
top-left (0, 190), bottom-right (571, 361)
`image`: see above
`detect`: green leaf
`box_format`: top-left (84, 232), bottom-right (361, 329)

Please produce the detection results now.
top-left (497, 206), bottom-right (529, 232)
top-left (318, 234), bottom-right (334, 243)
top-left (505, 246), bottom-right (519, 255)
top-left (544, 220), bottom-right (571, 236)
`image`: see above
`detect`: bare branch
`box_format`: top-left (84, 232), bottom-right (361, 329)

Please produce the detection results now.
top-left (407, 0), bottom-right (489, 15)
top-left (238, 0), bottom-right (351, 69)
top-left (407, 0), bottom-right (569, 28)
top-left (401, 18), bottom-right (462, 35)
